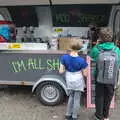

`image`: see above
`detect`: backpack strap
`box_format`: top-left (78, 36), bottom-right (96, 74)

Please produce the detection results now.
top-left (111, 47), bottom-right (116, 52)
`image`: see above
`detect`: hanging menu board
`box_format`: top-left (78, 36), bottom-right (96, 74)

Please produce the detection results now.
top-left (7, 6), bottom-right (38, 27)
top-left (52, 4), bottom-right (112, 27)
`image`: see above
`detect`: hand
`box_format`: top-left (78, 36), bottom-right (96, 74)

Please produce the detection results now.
top-left (92, 41), bottom-right (97, 45)
top-left (59, 64), bottom-right (65, 74)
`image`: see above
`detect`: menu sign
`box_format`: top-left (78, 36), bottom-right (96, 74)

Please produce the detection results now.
top-left (52, 4), bottom-right (112, 27)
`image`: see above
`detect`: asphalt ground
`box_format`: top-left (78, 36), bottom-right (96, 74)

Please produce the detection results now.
top-left (0, 86), bottom-right (120, 120)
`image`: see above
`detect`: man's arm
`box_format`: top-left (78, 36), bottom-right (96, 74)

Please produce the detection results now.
top-left (89, 46), bottom-right (99, 61)
top-left (117, 48), bottom-right (120, 68)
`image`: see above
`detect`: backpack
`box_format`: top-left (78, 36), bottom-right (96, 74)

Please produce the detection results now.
top-left (96, 47), bottom-right (119, 85)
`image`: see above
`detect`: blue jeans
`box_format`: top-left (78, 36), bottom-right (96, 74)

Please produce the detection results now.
top-left (66, 90), bottom-right (81, 119)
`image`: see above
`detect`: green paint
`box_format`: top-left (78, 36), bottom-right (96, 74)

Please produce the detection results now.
top-left (10, 58), bottom-right (60, 73)
top-left (17, 60), bottom-right (27, 72)
top-left (33, 59), bottom-right (39, 69)
top-left (26, 58), bottom-right (45, 71)
top-left (11, 62), bottom-right (19, 73)
top-left (28, 58), bottom-right (35, 70)
top-left (47, 59), bottom-right (54, 71)
top-left (55, 12), bottom-right (105, 26)
top-left (53, 59), bottom-right (60, 70)
top-left (47, 59), bottom-right (60, 71)
top-left (38, 58), bottom-right (45, 70)
top-left (56, 13), bottom-right (69, 23)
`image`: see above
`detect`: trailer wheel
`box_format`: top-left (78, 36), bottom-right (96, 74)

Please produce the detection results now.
top-left (35, 81), bottom-right (65, 106)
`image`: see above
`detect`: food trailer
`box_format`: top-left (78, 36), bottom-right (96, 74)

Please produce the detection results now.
top-left (0, 0), bottom-right (119, 106)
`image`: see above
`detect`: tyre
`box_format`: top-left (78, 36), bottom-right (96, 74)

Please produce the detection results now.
top-left (35, 81), bottom-right (65, 106)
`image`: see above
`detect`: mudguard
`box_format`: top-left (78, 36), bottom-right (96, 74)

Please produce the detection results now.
top-left (32, 74), bottom-right (68, 95)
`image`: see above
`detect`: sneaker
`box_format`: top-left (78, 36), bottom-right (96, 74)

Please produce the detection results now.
top-left (89, 115), bottom-right (101, 120)
top-left (72, 118), bottom-right (77, 120)
top-left (65, 115), bottom-right (72, 120)
top-left (104, 118), bottom-right (109, 120)
top-left (93, 116), bottom-right (100, 120)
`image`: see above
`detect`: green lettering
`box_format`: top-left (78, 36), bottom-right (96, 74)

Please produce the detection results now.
top-left (28, 58), bottom-right (35, 70)
top-left (11, 62), bottom-right (18, 73)
top-left (10, 57), bottom-right (48, 73)
top-left (38, 58), bottom-right (45, 70)
top-left (47, 59), bottom-right (53, 71)
top-left (33, 58), bottom-right (39, 69)
top-left (56, 13), bottom-right (69, 23)
top-left (53, 59), bottom-right (60, 70)
top-left (16, 60), bottom-right (27, 72)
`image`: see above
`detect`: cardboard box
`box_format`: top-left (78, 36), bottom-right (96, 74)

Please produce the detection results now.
top-left (58, 37), bottom-right (82, 50)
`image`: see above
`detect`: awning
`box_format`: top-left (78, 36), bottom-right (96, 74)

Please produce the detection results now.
top-left (52, 0), bottom-right (119, 4)
top-left (0, 0), bottom-right (119, 6)
top-left (0, 0), bottom-right (50, 6)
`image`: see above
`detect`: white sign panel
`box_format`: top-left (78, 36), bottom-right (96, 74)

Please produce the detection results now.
top-left (0, 43), bottom-right (48, 50)
top-left (0, 0), bottom-right (49, 6)
top-left (52, 0), bottom-right (119, 4)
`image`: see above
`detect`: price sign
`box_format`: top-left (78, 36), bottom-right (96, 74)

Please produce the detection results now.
top-left (54, 28), bottom-right (63, 32)
top-left (8, 43), bottom-right (21, 49)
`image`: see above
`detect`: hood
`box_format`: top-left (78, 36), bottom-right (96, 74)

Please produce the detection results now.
top-left (97, 42), bottom-right (115, 50)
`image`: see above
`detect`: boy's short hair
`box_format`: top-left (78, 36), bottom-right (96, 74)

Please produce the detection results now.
top-left (99, 27), bottom-right (113, 42)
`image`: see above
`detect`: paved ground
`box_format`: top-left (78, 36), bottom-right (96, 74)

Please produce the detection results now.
top-left (0, 86), bottom-right (120, 120)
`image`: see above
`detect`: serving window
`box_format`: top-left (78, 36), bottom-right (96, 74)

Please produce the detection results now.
top-left (0, 4), bottom-right (113, 51)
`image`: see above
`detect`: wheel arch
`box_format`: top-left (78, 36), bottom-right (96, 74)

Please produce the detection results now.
top-left (32, 75), bottom-right (68, 95)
